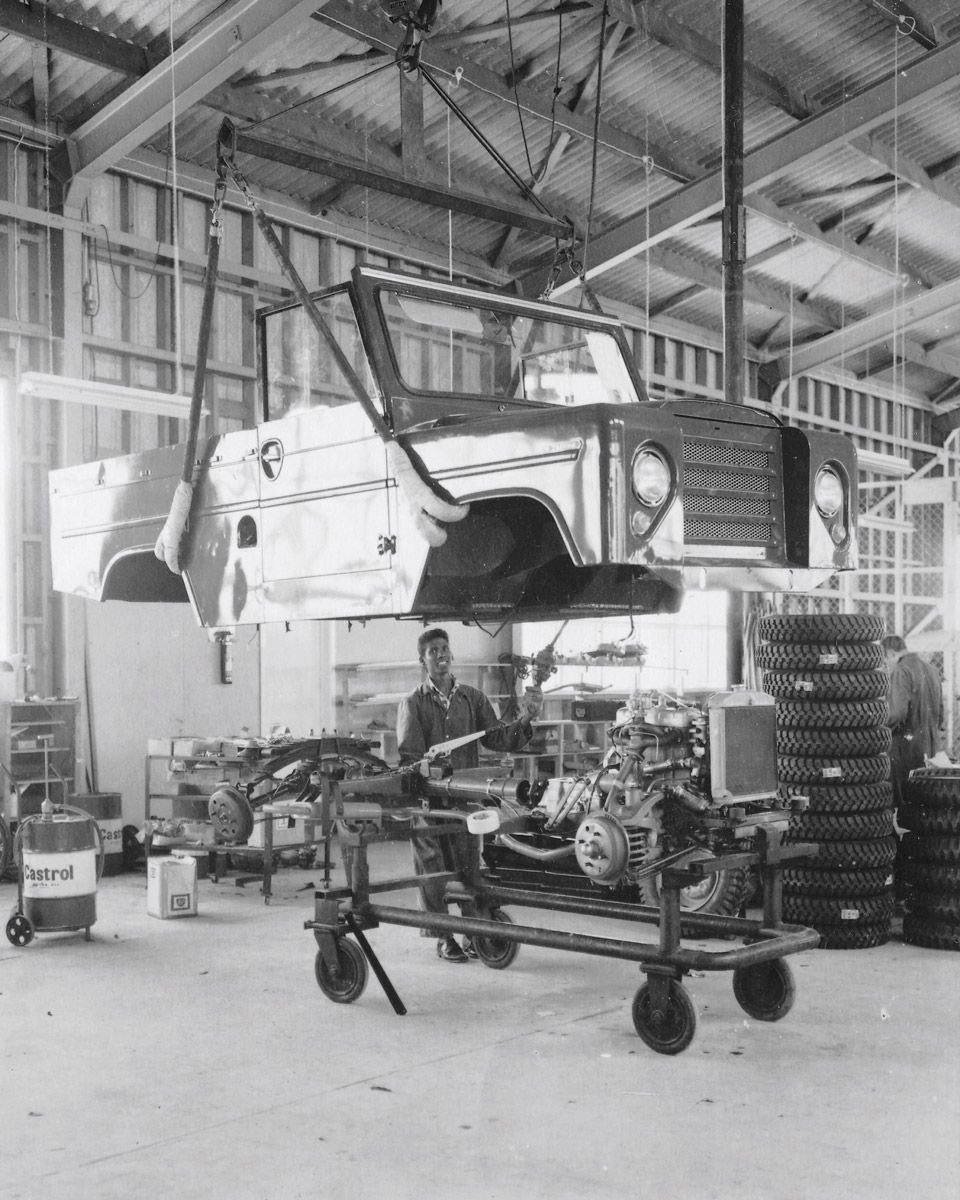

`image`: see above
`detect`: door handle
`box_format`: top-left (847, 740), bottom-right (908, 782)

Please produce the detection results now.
top-left (260, 438), bottom-right (284, 480)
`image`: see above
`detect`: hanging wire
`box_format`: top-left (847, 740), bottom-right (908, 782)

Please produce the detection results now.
top-left (504, 0), bottom-right (535, 180)
top-left (241, 60), bottom-right (397, 131)
top-left (633, 24), bottom-right (653, 376)
top-left (787, 222), bottom-right (799, 393)
top-left (95, 226), bottom-right (162, 300)
top-left (547, 10), bottom-right (564, 148)
top-left (839, 70), bottom-right (847, 384)
top-left (417, 64), bottom-right (559, 220)
top-left (446, 74), bottom-right (455, 282)
top-left (41, 2), bottom-right (53, 372)
top-left (579, 0), bottom-right (609, 295)
top-left (168, 0), bottom-right (184, 397)
top-left (892, 20), bottom-right (904, 439)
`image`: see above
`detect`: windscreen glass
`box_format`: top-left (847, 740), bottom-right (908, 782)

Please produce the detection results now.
top-left (377, 288), bottom-right (640, 407)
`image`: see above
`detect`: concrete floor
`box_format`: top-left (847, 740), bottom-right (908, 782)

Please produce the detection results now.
top-left (1, 840), bottom-right (958, 1200)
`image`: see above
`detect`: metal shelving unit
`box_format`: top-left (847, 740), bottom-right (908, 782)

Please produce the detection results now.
top-left (0, 698), bottom-right (80, 820)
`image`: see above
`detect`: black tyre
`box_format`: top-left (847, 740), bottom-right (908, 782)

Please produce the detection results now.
top-left (901, 861), bottom-right (960, 892)
top-left (783, 866), bottom-right (894, 897)
top-left (775, 699), bottom-right (889, 729)
top-left (782, 892), bottom-right (894, 925)
top-left (902, 915), bottom-right (960, 951)
top-left (757, 642), bottom-right (883, 672)
top-left (631, 980), bottom-right (697, 1055)
top-left (788, 810), bottom-right (894, 841)
top-left (758, 613), bottom-right (885, 643)
top-left (777, 727), bottom-right (891, 758)
top-left (816, 922), bottom-right (890, 950)
top-left (904, 767), bottom-right (960, 805)
top-left (638, 865), bottom-right (753, 917)
top-left (780, 782), bottom-right (893, 812)
top-left (791, 836), bottom-right (898, 870)
top-left (732, 959), bottom-right (796, 1021)
top-left (121, 824), bottom-right (145, 870)
top-left (777, 755), bottom-right (889, 786)
top-left (898, 805), bottom-right (960, 836)
top-left (762, 670), bottom-right (888, 702)
top-left (473, 909), bottom-right (520, 970)
top-left (900, 834), bottom-right (960, 866)
top-left (903, 770), bottom-right (960, 810)
top-left (904, 891), bottom-right (960, 923)
top-left (314, 938), bottom-right (369, 1003)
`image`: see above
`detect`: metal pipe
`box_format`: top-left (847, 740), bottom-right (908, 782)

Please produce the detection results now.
top-left (425, 776), bottom-right (530, 806)
top-left (359, 902), bottom-right (819, 972)
top-left (463, 881), bottom-right (754, 938)
top-left (494, 833), bottom-right (578, 862)
top-left (542, 775), bottom-right (590, 831)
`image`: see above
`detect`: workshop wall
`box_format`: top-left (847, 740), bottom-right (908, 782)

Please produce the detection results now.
top-left (84, 602), bottom-right (260, 826)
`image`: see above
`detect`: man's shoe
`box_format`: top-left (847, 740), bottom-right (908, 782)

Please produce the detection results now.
top-left (462, 937), bottom-right (479, 959)
top-left (436, 937), bottom-right (469, 963)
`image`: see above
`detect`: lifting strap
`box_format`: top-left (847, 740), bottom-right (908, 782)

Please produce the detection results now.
top-left (154, 120), bottom-right (469, 574)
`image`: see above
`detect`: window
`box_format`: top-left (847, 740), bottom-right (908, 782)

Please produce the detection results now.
top-left (377, 288), bottom-right (641, 407)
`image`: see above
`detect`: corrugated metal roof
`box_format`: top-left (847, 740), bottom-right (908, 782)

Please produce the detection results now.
top-left (1, 0), bottom-right (958, 406)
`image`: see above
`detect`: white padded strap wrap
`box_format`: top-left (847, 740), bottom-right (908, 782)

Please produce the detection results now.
top-left (385, 439), bottom-right (469, 548)
top-left (153, 479), bottom-right (195, 574)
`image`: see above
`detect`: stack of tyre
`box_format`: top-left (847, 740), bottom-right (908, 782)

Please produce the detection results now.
top-left (757, 613), bottom-right (896, 949)
top-left (899, 767), bottom-right (960, 951)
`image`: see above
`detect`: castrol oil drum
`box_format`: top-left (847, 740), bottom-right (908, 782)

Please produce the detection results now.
top-left (21, 810), bottom-right (99, 932)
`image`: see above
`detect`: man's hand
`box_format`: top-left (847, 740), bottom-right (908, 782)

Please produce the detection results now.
top-left (520, 686), bottom-right (544, 725)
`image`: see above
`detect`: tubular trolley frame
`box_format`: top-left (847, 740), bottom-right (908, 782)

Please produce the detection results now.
top-left (301, 776), bottom-right (821, 1055)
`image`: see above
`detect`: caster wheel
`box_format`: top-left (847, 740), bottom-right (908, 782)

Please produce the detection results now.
top-left (6, 913), bottom-right (35, 947)
top-left (473, 909), bottom-right (520, 970)
top-left (732, 958), bottom-right (796, 1021)
top-left (314, 938), bottom-right (369, 1003)
top-left (632, 979), bottom-right (697, 1055)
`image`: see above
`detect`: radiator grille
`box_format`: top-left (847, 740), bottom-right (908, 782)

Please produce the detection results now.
top-left (685, 442), bottom-right (768, 470)
top-left (685, 464), bottom-right (771, 495)
top-left (683, 436), bottom-right (780, 548)
top-left (687, 517), bottom-right (767, 542)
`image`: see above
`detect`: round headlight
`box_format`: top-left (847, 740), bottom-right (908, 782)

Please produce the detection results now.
top-left (814, 465), bottom-right (844, 518)
top-left (632, 448), bottom-right (671, 506)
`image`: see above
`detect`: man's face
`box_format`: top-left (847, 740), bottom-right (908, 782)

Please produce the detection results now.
top-left (884, 648), bottom-right (900, 673)
top-left (421, 637), bottom-right (453, 683)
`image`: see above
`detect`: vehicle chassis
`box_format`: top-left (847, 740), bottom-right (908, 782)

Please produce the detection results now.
top-left (303, 780), bottom-right (821, 1055)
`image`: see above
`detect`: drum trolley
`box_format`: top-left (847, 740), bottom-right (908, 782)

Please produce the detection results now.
top-left (301, 774), bottom-right (821, 1056)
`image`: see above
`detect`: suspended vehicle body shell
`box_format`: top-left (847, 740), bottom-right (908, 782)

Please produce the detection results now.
top-left (49, 267), bottom-right (858, 627)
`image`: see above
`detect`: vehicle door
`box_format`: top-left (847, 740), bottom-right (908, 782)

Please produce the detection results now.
top-left (256, 288), bottom-right (397, 622)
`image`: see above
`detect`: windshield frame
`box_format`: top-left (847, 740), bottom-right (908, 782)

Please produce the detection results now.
top-left (356, 267), bottom-right (648, 413)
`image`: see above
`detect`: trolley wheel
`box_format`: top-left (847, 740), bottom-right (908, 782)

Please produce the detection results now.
top-left (6, 913), bottom-right (35, 947)
top-left (631, 979), bottom-right (697, 1055)
top-left (314, 938), bottom-right (368, 1004)
top-left (732, 958), bottom-right (796, 1022)
top-left (473, 909), bottom-right (520, 970)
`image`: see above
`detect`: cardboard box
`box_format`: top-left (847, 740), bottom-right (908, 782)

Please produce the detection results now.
top-left (247, 813), bottom-right (316, 849)
top-left (172, 737), bottom-right (219, 757)
top-left (147, 855), bottom-right (198, 919)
